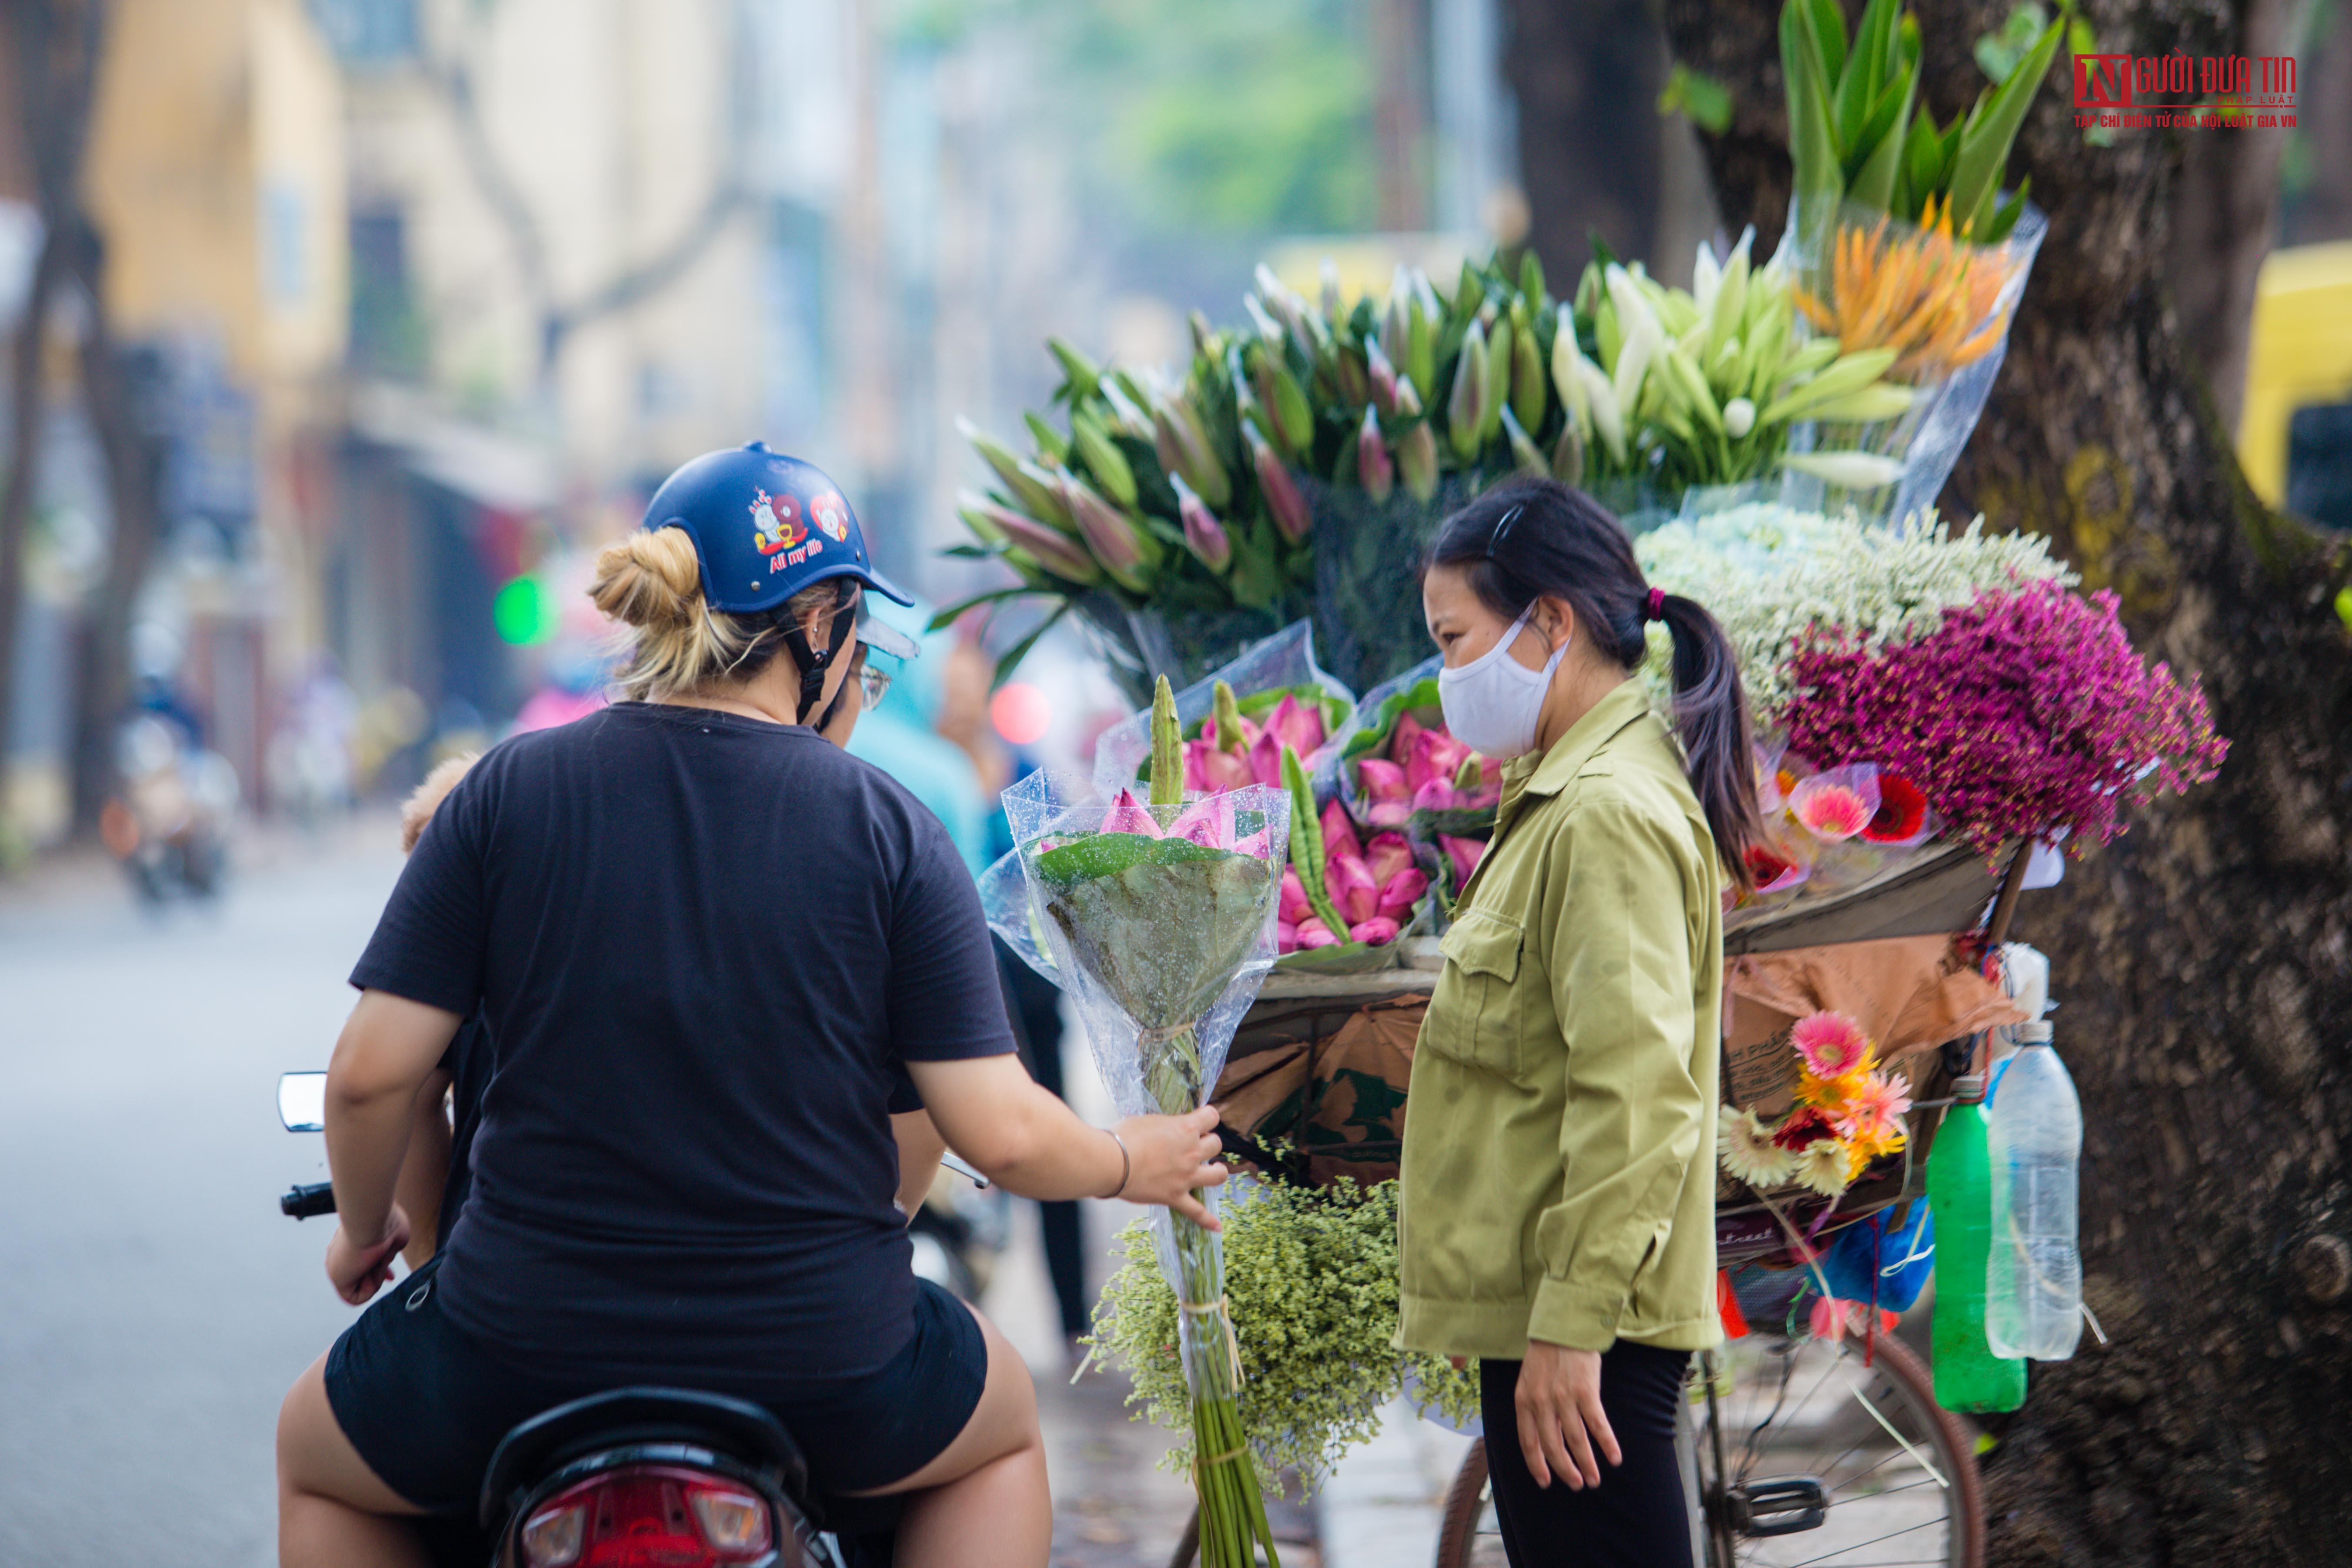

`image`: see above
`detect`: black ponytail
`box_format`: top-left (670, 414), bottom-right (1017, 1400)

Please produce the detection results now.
top-left (1426, 477), bottom-right (1763, 891)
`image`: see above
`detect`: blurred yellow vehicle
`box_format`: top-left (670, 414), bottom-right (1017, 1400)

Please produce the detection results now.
top-left (2239, 240), bottom-right (2352, 529)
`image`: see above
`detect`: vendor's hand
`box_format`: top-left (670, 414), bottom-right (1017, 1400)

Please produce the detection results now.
top-left (1515, 1339), bottom-right (1621, 1490)
top-left (326, 1206), bottom-right (412, 1305)
top-left (1114, 1108), bottom-right (1228, 1229)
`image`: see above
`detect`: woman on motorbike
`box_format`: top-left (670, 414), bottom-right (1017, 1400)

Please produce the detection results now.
top-left (276, 443), bottom-right (1227, 1568)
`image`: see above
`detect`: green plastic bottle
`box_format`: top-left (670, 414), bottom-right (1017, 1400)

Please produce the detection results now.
top-left (1926, 1097), bottom-right (2028, 1413)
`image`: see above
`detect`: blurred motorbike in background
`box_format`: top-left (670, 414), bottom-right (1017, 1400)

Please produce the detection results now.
top-left (99, 714), bottom-right (237, 904)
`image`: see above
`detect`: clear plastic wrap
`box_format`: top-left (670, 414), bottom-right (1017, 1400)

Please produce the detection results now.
top-left (1090, 620), bottom-right (1354, 801)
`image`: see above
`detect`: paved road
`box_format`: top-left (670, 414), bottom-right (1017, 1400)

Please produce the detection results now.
top-left (0, 820), bottom-right (1280, 1567)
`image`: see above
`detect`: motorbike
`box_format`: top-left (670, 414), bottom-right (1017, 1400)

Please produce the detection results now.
top-left (277, 1072), bottom-right (998, 1568)
top-left (100, 715), bottom-right (237, 904)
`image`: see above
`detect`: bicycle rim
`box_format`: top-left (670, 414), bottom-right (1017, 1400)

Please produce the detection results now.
top-left (1689, 1327), bottom-right (1982, 1568)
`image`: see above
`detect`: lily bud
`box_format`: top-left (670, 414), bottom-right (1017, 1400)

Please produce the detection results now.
top-left (1334, 346), bottom-right (1369, 409)
top-left (1551, 422), bottom-right (1585, 486)
top-left (1022, 412), bottom-right (1069, 465)
top-left (1357, 405), bottom-right (1395, 504)
top-left (1481, 310), bottom-right (1514, 445)
top-left (1047, 337), bottom-right (1102, 402)
top-left (1060, 474), bottom-right (1158, 592)
top-left (1722, 396), bottom-right (1757, 439)
top-left (1510, 302), bottom-right (1548, 431)
top-left (1069, 407), bottom-right (1138, 507)
top-left (1244, 424), bottom-right (1313, 544)
top-left (1781, 450), bottom-right (1906, 490)
top-left (1320, 257), bottom-right (1342, 322)
top-left (1151, 394), bottom-right (1232, 509)
top-left (1397, 417), bottom-right (1439, 501)
top-left (964, 497), bottom-right (1100, 585)
top-left (1250, 348), bottom-right (1314, 460)
top-left (1406, 282), bottom-right (1436, 396)
top-left (1170, 473), bottom-right (1231, 573)
top-left (960, 418), bottom-right (1074, 531)
top-left (1364, 338), bottom-right (1400, 414)
top-left (1449, 320), bottom-right (1488, 460)
top-left (1500, 404), bottom-right (1547, 478)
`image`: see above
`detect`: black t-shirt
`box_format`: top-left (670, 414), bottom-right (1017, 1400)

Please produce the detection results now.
top-left (350, 702), bottom-right (1014, 1389)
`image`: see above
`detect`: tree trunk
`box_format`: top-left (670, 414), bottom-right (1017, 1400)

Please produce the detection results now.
top-left (1627, 2), bottom-right (2352, 1561)
top-left (0, 233), bottom-right (58, 811)
top-left (1499, 0), bottom-right (1671, 280)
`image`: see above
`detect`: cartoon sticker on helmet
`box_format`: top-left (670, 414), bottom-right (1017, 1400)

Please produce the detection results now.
top-left (751, 489), bottom-right (807, 557)
top-left (808, 490), bottom-right (851, 544)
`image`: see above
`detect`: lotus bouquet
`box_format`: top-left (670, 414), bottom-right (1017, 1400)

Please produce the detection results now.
top-left (1010, 679), bottom-right (1289, 1568)
top-left (1718, 1010), bottom-right (1913, 1199)
top-left (1177, 681), bottom-right (1338, 794)
top-left (1279, 800), bottom-right (1428, 956)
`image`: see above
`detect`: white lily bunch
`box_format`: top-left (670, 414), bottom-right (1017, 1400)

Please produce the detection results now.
top-left (1550, 231), bottom-right (1915, 494)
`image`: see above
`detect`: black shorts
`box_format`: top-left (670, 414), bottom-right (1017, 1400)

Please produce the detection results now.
top-left (323, 1256), bottom-right (988, 1518)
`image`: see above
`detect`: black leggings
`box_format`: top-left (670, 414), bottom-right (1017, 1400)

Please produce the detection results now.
top-left (1479, 1341), bottom-right (1693, 1568)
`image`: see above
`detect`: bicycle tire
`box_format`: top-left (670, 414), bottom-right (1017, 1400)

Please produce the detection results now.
top-left (1428, 1326), bottom-right (1982, 1568)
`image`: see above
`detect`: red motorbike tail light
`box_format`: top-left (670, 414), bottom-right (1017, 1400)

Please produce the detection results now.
top-left (517, 1465), bottom-right (777, 1568)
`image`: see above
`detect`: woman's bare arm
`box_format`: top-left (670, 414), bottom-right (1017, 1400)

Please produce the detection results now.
top-left (907, 1054), bottom-right (1226, 1228)
top-left (324, 990), bottom-right (462, 1302)
top-left (891, 1108), bottom-right (946, 1221)
top-left (394, 1070), bottom-right (454, 1269)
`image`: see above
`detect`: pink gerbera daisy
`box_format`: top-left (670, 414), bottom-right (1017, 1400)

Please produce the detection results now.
top-left (1794, 784), bottom-right (1871, 841)
top-left (1832, 1070), bottom-right (1913, 1144)
top-left (1791, 1011), bottom-right (1873, 1081)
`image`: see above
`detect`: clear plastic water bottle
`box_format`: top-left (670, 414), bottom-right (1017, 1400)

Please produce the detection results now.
top-left (1984, 1023), bottom-right (2082, 1360)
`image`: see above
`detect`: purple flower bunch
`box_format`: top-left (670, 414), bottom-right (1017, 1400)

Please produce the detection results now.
top-left (1782, 582), bottom-right (2228, 860)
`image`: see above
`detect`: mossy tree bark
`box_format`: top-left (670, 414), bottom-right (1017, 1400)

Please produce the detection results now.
top-left (1568, 0), bottom-right (2350, 1559)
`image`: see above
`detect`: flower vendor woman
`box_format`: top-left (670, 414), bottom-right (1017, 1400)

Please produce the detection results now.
top-left (1401, 477), bottom-right (1760, 1568)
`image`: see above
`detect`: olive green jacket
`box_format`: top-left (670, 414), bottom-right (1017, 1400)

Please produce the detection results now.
top-left (1398, 680), bottom-right (1723, 1358)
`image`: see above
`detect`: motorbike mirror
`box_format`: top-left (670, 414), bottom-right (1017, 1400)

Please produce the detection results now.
top-left (278, 1071), bottom-right (327, 1133)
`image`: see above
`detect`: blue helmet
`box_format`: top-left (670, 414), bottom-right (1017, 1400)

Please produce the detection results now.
top-left (641, 440), bottom-right (914, 616)
top-left (641, 441), bottom-right (917, 718)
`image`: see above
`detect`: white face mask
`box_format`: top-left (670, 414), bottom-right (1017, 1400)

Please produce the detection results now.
top-left (1436, 606), bottom-right (1568, 761)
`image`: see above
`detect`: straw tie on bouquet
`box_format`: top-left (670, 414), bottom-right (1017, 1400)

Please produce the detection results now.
top-left (1007, 676), bottom-right (1289, 1568)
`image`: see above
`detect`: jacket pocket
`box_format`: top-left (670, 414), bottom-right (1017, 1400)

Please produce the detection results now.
top-left (1426, 910), bottom-right (1526, 1076)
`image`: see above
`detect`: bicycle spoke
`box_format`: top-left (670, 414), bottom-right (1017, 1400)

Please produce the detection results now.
top-left (1774, 1515), bottom-right (1942, 1568)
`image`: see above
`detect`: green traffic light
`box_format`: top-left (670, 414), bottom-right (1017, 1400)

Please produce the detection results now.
top-left (494, 575), bottom-right (561, 645)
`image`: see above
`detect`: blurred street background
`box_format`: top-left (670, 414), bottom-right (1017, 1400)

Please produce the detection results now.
top-left (2, 0), bottom-right (2351, 1565)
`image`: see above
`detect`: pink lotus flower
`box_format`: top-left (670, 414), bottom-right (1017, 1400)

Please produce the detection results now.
top-left (1321, 800), bottom-right (1364, 864)
top-left (1279, 868), bottom-right (1311, 924)
top-left (1203, 711), bottom-right (1260, 754)
top-left (1439, 834), bottom-right (1485, 887)
top-left (1412, 780), bottom-right (1464, 814)
top-left (1101, 788), bottom-right (1164, 838)
top-left (1349, 916), bottom-right (1400, 946)
top-left (1391, 712), bottom-right (1427, 763)
top-left (1357, 758), bottom-right (1411, 825)
top-left (1404, 727), bottom-right (1471, 794)
top-left (1232, 827), bottom-right (1271, 857)
top-left (1167, 792), bottom-right (1235, 849)
top-left (1184, 740), bottom-right (1253, 794)
top-left (1831, 1070), bottom-right (1912, 1144)
top-left (1277, 920), bottom-right (1298, 953)
top-left (1262, 692), bottom-right (1327, 757)
top-left (1328, 854), bottom-right (1378, 925)
top-left (1246, 726), bottom-right (1287, 789)
top-left (1365, 832), bottom-right (1414, 886)
top-left (1296, 917), bottom-right (1339, 949)
top-left (1375, 867), bottom-right (1427, 920)
top-left (1791, 1011), bottom-right (1873, 1081)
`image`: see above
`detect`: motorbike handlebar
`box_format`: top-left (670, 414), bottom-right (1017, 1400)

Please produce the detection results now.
top-left (280, 1181), bottom-right (337, 1220)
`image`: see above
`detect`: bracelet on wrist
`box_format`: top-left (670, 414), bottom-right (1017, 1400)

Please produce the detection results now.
top-left (1101, 1127), bottom-right (1131, 1201)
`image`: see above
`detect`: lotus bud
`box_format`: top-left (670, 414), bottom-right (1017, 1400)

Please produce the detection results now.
top-left (1439, 833), bottom-right (1486, 887)
top-left (1481, 309), bottom-right (1514, 444)
top-left (1391, 712), bottom-right (1425, 761)
top-left (1364, 337), bottom-right (1400, 414)
top-left (1327, 854), bottom-right (1378, 925)
top-left (1277, 921), bottom-right (1298, 954)
top-left (1268, 692), bottom-right (1327, 757)
top-left (1190, 740), bottom-right (1251, 792)
top-left (1348, 916), bottom-right (1400, 947)
top-left (1069, 408), bottom-right (1138, 507)
top-left (1781, 450), bottom-right (1906, 490)
top-left (1365, 831), bottom-right (1414, 885)
top-left (1170, 473), bottom-right (1231, 574)
top-left (1212, 680), bottom-right (1247, 756)
top-left (1279, 867), bottom-right (1312, 924)
top-left (1320, 798), bottom-right (1363, 864)
top-left (1723, 396), bottom-right (1757, 439)
top-left (1356, 759), bottom-right (1412, 826)
top-left (1357, 405), bottom-right (1395, 504)
top-left (1244, 424), bottom-right (1314, 544)
top-left (965, 499), bottom-right (1101, 585)
top-left (1551, 422), bottom-right (1585, 487)
top-left (1375, 867), bottom-right (1428, 921)
top-left (1295, 917), bottom-right (1340, 949)
top-left (1448, 320), bottom-right (1488, 460)
top-left (1104, 786), bottom-right (1166, 837)
top-left (1499, 405), bottom-right (1547, 478)
top-left (1247, 725), bottom-right (1287, 789)
top-left (1060, 474), bottom-right (1158, 593)
top-left (960, 419), bottom-right (1074, 530)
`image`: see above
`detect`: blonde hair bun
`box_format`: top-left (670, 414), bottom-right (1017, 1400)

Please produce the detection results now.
top-left (591, 528), bottom-right (704, 631)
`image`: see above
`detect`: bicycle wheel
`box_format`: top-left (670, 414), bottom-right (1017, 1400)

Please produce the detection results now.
top-left (1688, 1324), bottom-right (1982, 1568)
top-left (1428, 1327), bottom-right (1981, 1568)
